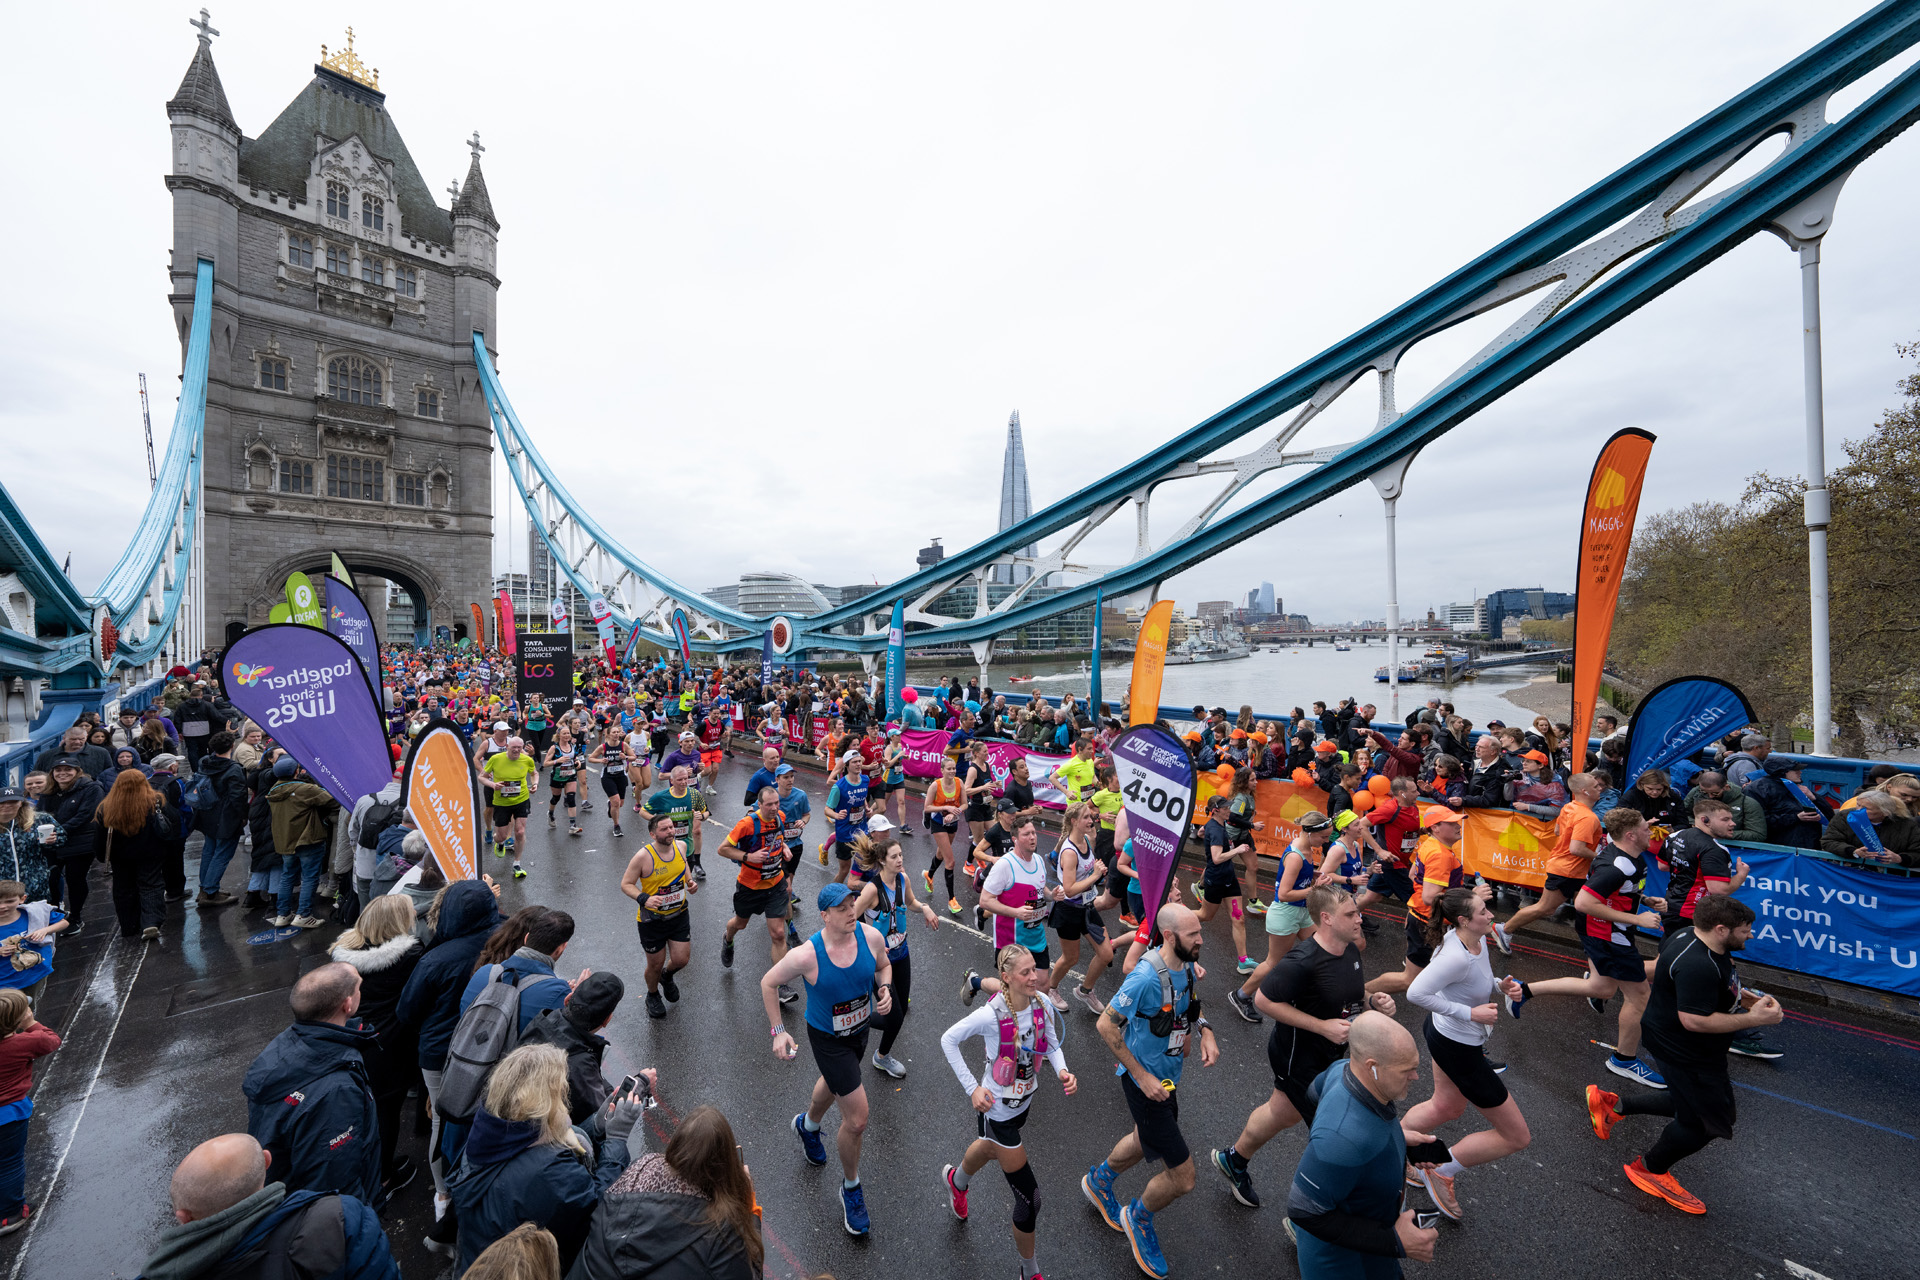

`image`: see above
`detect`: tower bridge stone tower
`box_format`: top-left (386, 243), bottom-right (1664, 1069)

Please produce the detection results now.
top-left (165, 14), bottom-right (496, 647)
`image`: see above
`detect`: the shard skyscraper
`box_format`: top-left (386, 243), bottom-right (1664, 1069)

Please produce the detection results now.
top-left (997, 411), bottom-right (1038, 584)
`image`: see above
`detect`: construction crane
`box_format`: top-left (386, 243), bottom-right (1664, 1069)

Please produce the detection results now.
top-left (138, 373), bottom-right (157, 488)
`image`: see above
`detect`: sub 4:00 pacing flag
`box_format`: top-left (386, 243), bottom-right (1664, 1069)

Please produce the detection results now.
top-left (218, 624), bottom-right (392, 808)
top-left (1110, 724), bottom-right (1197, 942)
top-left (401, 724), bottom-right (482, 882)
top-left (1570, 429), bottom-right (1655, 758)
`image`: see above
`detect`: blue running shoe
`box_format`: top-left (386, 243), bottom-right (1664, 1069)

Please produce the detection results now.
top-left (1121, 1197), bottom-right (1168, 1279)
top-left (1081, 1161), bottom-right (1122, 1230)
top-left (793, 1113), bottom-right (828, 1165)
top-left (841, 1182), bottom-right (870, 1235)
top-left (1606, 1055), bottom-right (1667, 1089)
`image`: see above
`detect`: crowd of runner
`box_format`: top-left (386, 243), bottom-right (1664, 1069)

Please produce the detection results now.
top-left (6, 639), bottom-right (1916, 1278)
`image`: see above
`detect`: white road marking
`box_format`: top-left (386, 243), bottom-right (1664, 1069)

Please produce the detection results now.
top-left (1785, 1262), bottom-right (1837, 1280)
top-left (9, 937), bottom-right (147, 1280)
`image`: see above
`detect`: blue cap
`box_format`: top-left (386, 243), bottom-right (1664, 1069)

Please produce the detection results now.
top-left (774, 763), bottom-right (794, 776)
top-left (817, 882), bottom-right (856, 911)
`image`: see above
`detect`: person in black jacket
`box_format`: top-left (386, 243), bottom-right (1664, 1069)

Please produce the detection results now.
top-left (242, 751), bottom-right (284, 911)
top-left (173, 685), bottom-right (225, 769)
top-left (1745, 758), bottom-right (1830, 850)
top-left (520, 971), bottom-right (625, 1124)
top-left (192, 731), bottom-right (250, 907)
top-left (95, 770), bottom-right (178, 940)
top-left (572, 1104), bottom-right (765, 1280)
top-left (391, 878), bottom-right (505, 1222)
top-left (331, 895), bottom-right (427, 1199)
top-left (43, 758), bottom-right (104, 934)
top-left (242, 963), bottom-right (382, 1207)
top-left (1461, 735), bottom-right (1516, 809)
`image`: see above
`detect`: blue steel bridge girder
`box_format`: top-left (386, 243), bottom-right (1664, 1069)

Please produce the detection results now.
top-left (471, 1), bottom-right (1920, 656)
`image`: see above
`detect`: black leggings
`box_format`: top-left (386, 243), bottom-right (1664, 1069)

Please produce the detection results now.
top-left (926, 849), bottom-right (956, 899)
top-left (58, 860), bottom-right (93, 920)
top-left (877, 953), bottom-right (912, 1056)
top-left (1619, 1060), bottom-right (1734, 1175)
top-left (110, 857), bottom-right (165, 936)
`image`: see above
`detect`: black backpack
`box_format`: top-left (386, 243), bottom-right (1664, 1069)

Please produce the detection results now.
top-left (356, 800), bottom-right (402, 851)
top-left (205, 1194), bottom-right (345, 1280)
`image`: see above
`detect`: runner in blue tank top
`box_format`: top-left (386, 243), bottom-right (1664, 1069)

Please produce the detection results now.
top-left (762, 881), bottom-right (895, 1238)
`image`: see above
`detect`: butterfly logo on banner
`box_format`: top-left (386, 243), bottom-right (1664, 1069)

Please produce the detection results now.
top-left (232, 662), bottom-right (273, 687)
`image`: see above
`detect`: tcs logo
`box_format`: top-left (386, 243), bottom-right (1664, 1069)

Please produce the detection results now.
top-left (523, 662), bottom-right (556, 678)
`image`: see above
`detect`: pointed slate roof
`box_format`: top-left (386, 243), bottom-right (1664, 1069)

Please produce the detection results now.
top-left (238, 66), bottom-right (453, 245)
top-left (452, 153), bottom-right (498, 230)
top-left (168, 35), bottom-right (237, 132)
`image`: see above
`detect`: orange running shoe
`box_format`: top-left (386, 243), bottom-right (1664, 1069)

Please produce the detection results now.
top-left (1623, 1158), bottom-right (1705, 1214)
top-left (1585, 1085), bottom-right (1621, 1141)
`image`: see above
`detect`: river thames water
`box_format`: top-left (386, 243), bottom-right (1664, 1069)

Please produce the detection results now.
top-left (907, 644), bottom-right (1554, 728)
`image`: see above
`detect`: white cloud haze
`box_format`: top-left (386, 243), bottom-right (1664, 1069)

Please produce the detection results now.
top-left (6, 1), bottom-right (1916, 626)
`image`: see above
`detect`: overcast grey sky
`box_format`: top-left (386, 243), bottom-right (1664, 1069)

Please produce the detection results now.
top-left (7, 2), bottom-right (1917, 625)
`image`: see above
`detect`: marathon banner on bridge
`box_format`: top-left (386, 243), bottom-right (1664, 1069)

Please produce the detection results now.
top-left (1189, 771), bottom-right (1332, 853)
top-left (401, 724), bottom-right (483, 883)
top-left (884, 600), bottom-right (905, 722)
top-left (1624, 675), bottom-right (1755, 786)
top-left (760, 627), bottom-right (775, 690)
top-left (897, 730), bottom-right (1067, 808)
top-left (496, 589), bottom-right (517, 655)
top-left (285, 570), bottom-right (324, 629)
top-left (323, 575), bottom-right (381, 702)
top-left (217, 624), bottom-right (394, 809)
top-left (1110, 725), bottom-right (1197, 940)
top-left (589, 595), bottom-right (618, 668)
top-left (518, 633), bottom-right (574, 701)
top-left (670, 608), bottom-right (694, 667)
top-left (1644, 845), bottom-right (1920, 999)
top-left (1128, 600), bottom-right (1174, 727)
top-left (469, 602), bottom-right (487, 646)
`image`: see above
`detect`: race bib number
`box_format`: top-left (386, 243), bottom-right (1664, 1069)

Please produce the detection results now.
top-left (651, 888), bottom-right (686, 910)
top-left (499, 783), bottom-right (523, 799)
top-left (1167, 1018), bottom-right (1190, 1056)
top-left (1007, 1058), bottom-right (1037, 1099)
top-left (831, 996), bottom-right (871, 1035)
top-left (783, 821), bottom-right (804, 842)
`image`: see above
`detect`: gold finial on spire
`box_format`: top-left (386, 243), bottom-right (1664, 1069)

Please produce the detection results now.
top-left (320, 26), bottom-right (380, 90)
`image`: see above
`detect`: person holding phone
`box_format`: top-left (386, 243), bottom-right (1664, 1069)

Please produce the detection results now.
top-left (1401, 887), bottom-right (1532, 1221)
top-left (1583, 893), bottom-right (1782, 1216)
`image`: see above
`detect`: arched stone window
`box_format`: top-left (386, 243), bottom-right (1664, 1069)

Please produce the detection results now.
top-left (327, 355), bottom-right (383, 406)
top-left (326, 181), bottom-right (350, 220)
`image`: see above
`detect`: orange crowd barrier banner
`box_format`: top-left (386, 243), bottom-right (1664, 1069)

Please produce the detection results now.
top-left (1570, 428), bottom-right (1655, 758)
top-left (1190, 772), bottom-right (1332, 855)
top-left (1457, 808), bottom-right (1556, 888)
top-left (403, 725), bottom-right (482, 883)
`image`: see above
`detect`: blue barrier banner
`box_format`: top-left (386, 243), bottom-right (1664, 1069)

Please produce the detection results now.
top-left (1624, 676), bottom-right (1754, 783)
top-left (1646, 845), bottom-right (1920, 998)
top-left (884, 601), bottom-right (905, 722)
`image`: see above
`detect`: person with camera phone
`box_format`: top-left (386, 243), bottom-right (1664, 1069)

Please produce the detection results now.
top-left (759, 882), bottom-right (893, 1237)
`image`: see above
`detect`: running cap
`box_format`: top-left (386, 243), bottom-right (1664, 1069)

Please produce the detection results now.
top-left (1298, 811), bottom-right (1332, 831)
top-left (565, 972), bottom-right (625, 1030)
top-left (817, 882), bottom-right (856, 910)
top-left (1183, 731), bottom-right (1202, 742)
top-left (1251, 732), bottom-right (1269, 744)
top-left (679, 731), bottom-right (697, 741)
top-left (493, 721), bottom-right (510, 731)
top-left (887, 727), bottom-right (902, 737)
top-left (842, 751), bottom-right (864, 765)
top-left (774, 763), bottom-right (794, 776)
top-left (1313, 741), bottom-right (1338, 754)
top-left (869, 815), bottom-right (893, 833)
top-left (995, 797), bottom-right (1020, 813)
top-left (1418, 805), bottom-right (1460, 826)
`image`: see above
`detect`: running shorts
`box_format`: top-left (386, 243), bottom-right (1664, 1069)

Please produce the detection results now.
top-left (1119, 1074), bottom-right (1188, 1167)
top-left (1201, 874), bottom-right (1241, 905)
top-left (732, 881), bottom-right (791, 921)
top-left (1544, 872), bottom-right (1589, 900)
top-left (967, 800), bottom-right (992, 824)
top-left (977, 1107), bottom-right (1031, 1149)
top-left (700, 749), bottom-right (723, 770)
top-left (1580, 934), bottom-right (1648, 983)
top-left (1642, 1052), bottom-right (1737, 1142)
top-left (493, 800), bottom-right (531, 822)
top-left (1404, 914), bottom-right (1436, 968)
top-left (1267, 900), bottom-right (1313, 937)
top-left (636, 914), bottom-right (691, 953)
top-left (1422, 1015), bottom-right (1508, 1110)
top-left (1267, 1027), bottom-right (1340, 1123)
top-left (807, 1023), bottom-right (870, 1098)
top-left (601, 772), bottom-right (628, 797)
top-left (1367, 865), bottom-right (1413, 902)
top-left (1052, 902), bottom-right (1106, 943)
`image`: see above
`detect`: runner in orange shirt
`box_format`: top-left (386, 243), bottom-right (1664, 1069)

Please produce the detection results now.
top-left (1367, 807), bottom-right (1490, 998)
top-left (1495, 772), bottom-right (1605, 954)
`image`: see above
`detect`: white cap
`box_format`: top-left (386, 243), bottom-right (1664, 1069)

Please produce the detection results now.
top-left (868, 814), bottom-right (893, 833)
top-left (493, 721), bottom-right (510, 731)
top-left (842, 751), bottom-right (863, 765)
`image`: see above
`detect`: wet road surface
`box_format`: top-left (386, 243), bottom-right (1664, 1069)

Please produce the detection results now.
top-left (6, 751), bottom-right (1915, 1279)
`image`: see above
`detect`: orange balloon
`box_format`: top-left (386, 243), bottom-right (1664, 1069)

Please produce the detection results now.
top-left (1216, 764), bottom-right (1236, 783)
top-left (1351, 791), bottom-right (1376, 814)
top-left (1367, 775), bottom-right (1391, 796)
top-left (1292, 767), bottom-right (1312, 787)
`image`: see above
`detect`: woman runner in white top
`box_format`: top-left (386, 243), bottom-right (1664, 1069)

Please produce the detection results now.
top-left (1404, 886), bottom-right (1532, 1221)
top-left (938, 944), bottom-right (1077, 1280)
top-left (1047, 802), bottom-right (1115, 1015)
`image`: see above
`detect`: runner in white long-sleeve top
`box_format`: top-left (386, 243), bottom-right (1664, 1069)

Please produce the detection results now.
top-left (1403, 886), bottom-right (1532, 1221)
top-left (938, 944), bottom-right (1078, 1280)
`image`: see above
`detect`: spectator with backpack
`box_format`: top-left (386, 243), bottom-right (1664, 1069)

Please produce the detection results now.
top-left (266, 757), bottom-right (339, 930)
top-left (391, 879), bottom-right (505, 1237)
top-left (519, 972), bottom-right (626, 1124)
top-left (139, 1133), bottom-right (398, 1280)
top-left (186, 731), bottom-right (248, 908)
top-left (345, 780), bottom-right (404, 920)
top-left (241, 750), bottom-right (282, 913)
top-left (454, 910), bottom-right (583, 1046)
top-left (146, 755), bottom-right (191, 903)
top-left (241, 963), bottom-right (382, 1206)
top-left (331, 896), bottom-right (426, 1203)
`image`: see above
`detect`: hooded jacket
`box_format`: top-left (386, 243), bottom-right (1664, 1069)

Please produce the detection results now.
top-left (568, 1155), bottom-right (761, 1280)
top-left (268, 779), bottom-right (337, 853)
top-left (139, 1186), bottom-right (398, 1280)
top-left (1745, 765), bottom-right (1830, 849)
top-left (196, 753), bottom-right (251, 841)
top-left (459, 947), bottom-right (573, 1041)
top-left (448, 1109), bottom-right (627, 1274)
top-left (1682, 784), bottom-right (1769, 843)
top-left (0, 815), bottom-right (61, 904)
top-left (241, 1019), bottom-right (382, 1205)
top-left (519, 1006), bottom-right (612, 1123)
top-left (392, 880), bottom-right (506, 1070)
top-left (330, 933), bottom-right (424, 1044)
top-left (45, 776), bottom-right (105, 864)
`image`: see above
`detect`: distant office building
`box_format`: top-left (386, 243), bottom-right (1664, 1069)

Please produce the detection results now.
top-left (1245, 581), bottom-right (1276, 615)
top-left (1198, 600), bottom-right (1234, 624)
top-left (923, 578), bottom-right (1095, 652)
top-left (995, 412), bottom-right (1038, 584)
top-left (917, 538), bottom-right (946, 569)
top-left (1445, 599), bottom-right (1488, 634)
top-left (1482, 587), bottom-right (1576, 639)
